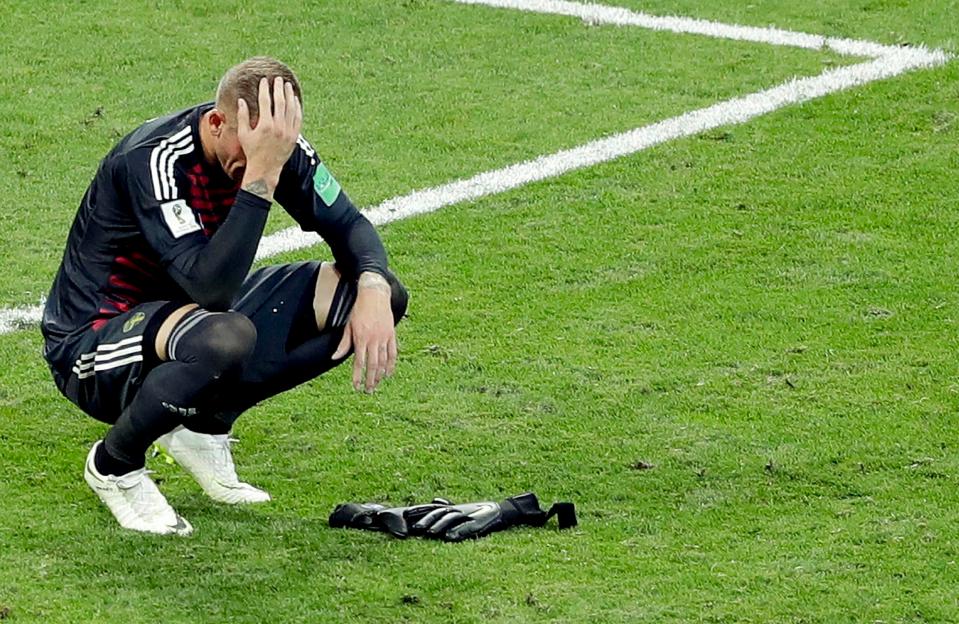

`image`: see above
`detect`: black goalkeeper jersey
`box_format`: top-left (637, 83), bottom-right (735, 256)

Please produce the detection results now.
top-left (42, 103), bottom-right (387, 363)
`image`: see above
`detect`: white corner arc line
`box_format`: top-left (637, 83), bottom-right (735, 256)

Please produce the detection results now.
top-left (0, 0), bottom-right (950, 335)
top-left (253, 53), bottom-right (948, 261)
top-left (454, 0), bottom-right (924, 59)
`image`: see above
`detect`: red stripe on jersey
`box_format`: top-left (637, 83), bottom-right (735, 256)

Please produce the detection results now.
top-left (114, 255), bottom-right (155, 279)
top-left (187, 162), bottom-right (239, 238)
top-left (108, 274), bottom-right (144, 294)
top-left (94, 251), bottom-right (165, 326)
top-left (95, 298), bottom-right (132, 324)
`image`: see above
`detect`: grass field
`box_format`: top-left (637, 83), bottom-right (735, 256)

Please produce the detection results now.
top-left (2, 1), bottom-right (958, 622)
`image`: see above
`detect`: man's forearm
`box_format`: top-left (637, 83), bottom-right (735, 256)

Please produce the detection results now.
top-left (307, 190), bottom-right (389, 279)
top-left (167, 190), bottom-right (270, 309)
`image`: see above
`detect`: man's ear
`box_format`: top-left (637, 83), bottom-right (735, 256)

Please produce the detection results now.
top-left (207, 109), bottom-right (226, 137)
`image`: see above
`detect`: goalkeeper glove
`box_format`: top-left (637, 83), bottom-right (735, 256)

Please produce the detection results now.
top-left (329, 492), bottom-right (576, 541)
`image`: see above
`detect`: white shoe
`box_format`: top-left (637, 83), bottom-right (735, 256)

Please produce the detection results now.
top-left (84, 441), bottom-right (193, 536)
top-left (156, 426), bottom-right (271, 504)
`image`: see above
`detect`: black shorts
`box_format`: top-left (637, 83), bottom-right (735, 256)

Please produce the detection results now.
top-left (47, 261), bottom-right (322, 424)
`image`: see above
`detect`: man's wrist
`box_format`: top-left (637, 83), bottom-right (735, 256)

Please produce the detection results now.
top-left (358, 271), bottom-right (391, 295)
top-left (235, 189), bottom-right (273, 211)
top-left (241, 167), bottom-right (280, 201)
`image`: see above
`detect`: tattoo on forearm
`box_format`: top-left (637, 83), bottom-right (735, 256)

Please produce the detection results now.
top-left (242, 179), bottom-right (270, 198)
top-left (358, 272), bottom-right (391, 295)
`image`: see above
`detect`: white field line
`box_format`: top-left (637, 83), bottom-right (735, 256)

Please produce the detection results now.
top-left (0, 304), bottom-right (45, 335)
top-left (0, 1), bottom-right (949, 335)
top-left (455, 0), bottom-right (906, 58)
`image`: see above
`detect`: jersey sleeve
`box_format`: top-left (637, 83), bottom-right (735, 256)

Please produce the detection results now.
top-left (118, 143), bottom-right (270, 310)
top-left (119, 145), bottom-right (207, 266)
top-left (273, 136), bottom-right (389, 279)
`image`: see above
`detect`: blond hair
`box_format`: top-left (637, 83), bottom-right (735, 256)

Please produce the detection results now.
top-left (215, 57), bottom-right (302, 124)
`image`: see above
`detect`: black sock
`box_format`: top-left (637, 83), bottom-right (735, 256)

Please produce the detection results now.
top-left (182, 414), bottom-right (234, 435)
top-left (103, 361), bottom-right (207, 467)
top-left (103, 311), bottom-right (256, 469)
top-left (94, 441), bottom-right (142, 476)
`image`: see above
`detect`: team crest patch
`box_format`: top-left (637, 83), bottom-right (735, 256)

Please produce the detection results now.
top-left (313, 163), bottom-right (342, 206)
top-left (123, 312), bottom-right (146, 333)
top-left (160, 199), bottom-right (202, 238)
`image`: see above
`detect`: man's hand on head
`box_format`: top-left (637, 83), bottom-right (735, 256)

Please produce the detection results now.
top-left (332, 272), bottom-right (397, 393)
top-left (238, 76), bottom-right (302, 202)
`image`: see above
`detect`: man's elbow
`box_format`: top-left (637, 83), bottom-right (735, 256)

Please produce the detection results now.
top-left (170, 262), bottom-right (242, 311)
top-left (183, 277), bottom-right (237, 311)
top-left (192, 291), bottom-right (233, 311)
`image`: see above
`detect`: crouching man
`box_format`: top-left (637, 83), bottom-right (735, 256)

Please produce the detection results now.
top-left (41, 57), bottom-right (407, 535)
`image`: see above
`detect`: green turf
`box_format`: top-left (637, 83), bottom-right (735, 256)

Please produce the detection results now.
top-left (0, 0), bottom-right (847, 306)
top-left (2, 1), bottom-right (958, 622)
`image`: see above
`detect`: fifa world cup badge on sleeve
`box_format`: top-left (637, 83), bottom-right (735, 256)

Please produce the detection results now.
top-left (161, 199), bottom-right (202, 238)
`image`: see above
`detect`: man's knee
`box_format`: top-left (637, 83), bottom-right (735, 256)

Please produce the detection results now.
top-left (202, 313), bottom-right (257, 372)
top-left (385, 271), bottom-right (409, 325)
top-left (169, 311), bottom-right (257, 374)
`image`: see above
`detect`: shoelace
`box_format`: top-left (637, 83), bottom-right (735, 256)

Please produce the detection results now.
top-left (117, 469), bottom-right (172, 516)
